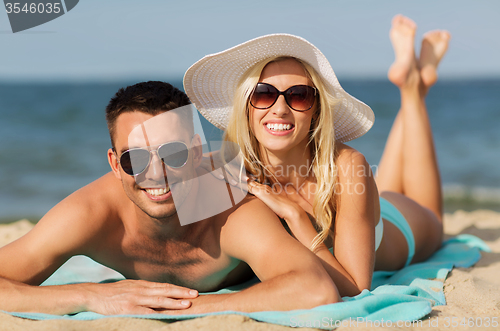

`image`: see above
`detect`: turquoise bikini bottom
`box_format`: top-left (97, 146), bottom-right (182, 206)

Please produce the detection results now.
top-left (328, 197), bottom-right (415, 268)
top-left (379, 197), bottom-right (415, 267)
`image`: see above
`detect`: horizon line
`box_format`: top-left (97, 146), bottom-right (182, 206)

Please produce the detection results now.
top-left (1, 74), bottom-right (500, 85)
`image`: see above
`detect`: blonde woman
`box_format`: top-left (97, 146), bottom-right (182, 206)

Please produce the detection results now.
top-left (184, 16), bottom-right (451, 297)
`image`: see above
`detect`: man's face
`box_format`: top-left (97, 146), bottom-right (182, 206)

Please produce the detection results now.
top-left (111, 110), bottom-right (200, 221)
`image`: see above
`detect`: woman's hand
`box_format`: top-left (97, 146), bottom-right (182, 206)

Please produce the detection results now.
top-left (247, 181), bottom-right (302, 222)
top-left (247, 181), bottom-right (320, 249)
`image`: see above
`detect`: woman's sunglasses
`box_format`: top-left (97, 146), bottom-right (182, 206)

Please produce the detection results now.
top-left (250, 83), bottom-right (317, 112)
top-left (117, 141), bottom-right (190, 176)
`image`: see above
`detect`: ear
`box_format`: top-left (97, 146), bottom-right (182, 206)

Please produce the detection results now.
top-left (191, 134), bottom-right (203, 168)
top-left (108, 148), bottom-right (122, 179)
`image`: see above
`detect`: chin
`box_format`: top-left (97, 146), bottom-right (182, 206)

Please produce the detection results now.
top-left (263, 142), bottom-right (293, 153)
top-left (142, 206), bottom-right (177, 220)
top-left (124, 188), bottom-right (177, 220)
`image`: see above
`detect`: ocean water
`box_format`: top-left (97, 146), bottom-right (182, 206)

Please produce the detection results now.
top-left (0, 79), bottom-right (499, 222)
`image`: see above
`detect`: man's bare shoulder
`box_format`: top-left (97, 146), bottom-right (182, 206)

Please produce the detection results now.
top-left (218, 196), bottom-right (286, 258)
top-left (29, 172), bottom-right (128, 255)
top-left (223, 196), bottom-right (278, 227)
top-left (0, 172), bottom-right (128, 284)
top-left (75, 171), bottom-right (123, 198)
top-left (55, 172), bottom-right (125, 221)
top-left (76, 171), bottom-right (125, 203)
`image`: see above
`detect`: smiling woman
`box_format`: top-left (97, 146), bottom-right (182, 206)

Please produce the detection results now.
top-left (247, 59), bottom-right (317, 155)
top-left (184, 24), bottom-right (448, 297)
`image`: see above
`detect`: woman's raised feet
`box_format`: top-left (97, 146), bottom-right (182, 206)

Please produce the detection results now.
top-left (387, 15), bottom-right (420, 88)
top-left (419, 30), bottom-right (451, 89)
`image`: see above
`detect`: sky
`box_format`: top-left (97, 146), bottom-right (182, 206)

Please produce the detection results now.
top-left (1, 0), bottom-right (499, 82)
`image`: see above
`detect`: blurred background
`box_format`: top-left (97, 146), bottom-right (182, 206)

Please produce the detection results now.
top-left (1, 0), bottom-right (499, 222)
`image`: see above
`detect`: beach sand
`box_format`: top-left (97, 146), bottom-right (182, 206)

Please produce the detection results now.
top-left (0, 210), bottom-right (499, 330)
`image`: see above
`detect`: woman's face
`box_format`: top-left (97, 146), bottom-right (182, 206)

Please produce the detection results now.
top-left (249, 58), bottom-right (317, 155)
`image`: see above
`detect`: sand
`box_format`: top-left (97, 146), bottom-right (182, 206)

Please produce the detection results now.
top-left (0, 210), bottom-right (499, 330)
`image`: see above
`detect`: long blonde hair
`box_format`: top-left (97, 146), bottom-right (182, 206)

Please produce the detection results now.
top-left (224, 56), bottom-right (340, 251)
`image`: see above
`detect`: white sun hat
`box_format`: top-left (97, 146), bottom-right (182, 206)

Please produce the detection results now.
top-left (183, 33), bottom-right (374, 143)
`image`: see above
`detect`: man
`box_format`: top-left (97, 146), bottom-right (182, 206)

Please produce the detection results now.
top-left (0, 81), bottom-right (339, 315)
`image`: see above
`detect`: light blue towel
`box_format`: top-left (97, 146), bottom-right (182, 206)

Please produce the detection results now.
top-left (4, 234), bottom-right (490, 329)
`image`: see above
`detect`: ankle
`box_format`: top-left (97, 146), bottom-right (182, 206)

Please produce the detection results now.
top-left (400, 84), bottom-right (422, 100)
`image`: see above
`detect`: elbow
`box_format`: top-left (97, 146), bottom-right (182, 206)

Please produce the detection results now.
top-left (315, 279), bottom-right (341, 307)
top-left (301, 270), bottom-right (341, 308)
top-left (345, 287), bottom-right (363, 298)
top-left (339, 281), bottom-right (369, 298)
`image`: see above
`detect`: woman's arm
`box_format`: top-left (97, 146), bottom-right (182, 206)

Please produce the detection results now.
top-left (330, 149), bottom-right (380, 295)
top-left (249, 148), bottom-right (380, 297)
top-left (283, 211), bottom-right (368, 297)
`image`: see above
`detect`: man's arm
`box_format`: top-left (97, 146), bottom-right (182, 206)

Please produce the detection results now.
top-left (0, 173), bottom-right (197, 315)
top-left (0, 276), bottom-right (198, 315)
top-left (177, 198), bottom-right (341, 314)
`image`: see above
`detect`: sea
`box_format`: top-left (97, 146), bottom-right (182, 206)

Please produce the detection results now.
top-left (1, 78), bottom-right (499, 223)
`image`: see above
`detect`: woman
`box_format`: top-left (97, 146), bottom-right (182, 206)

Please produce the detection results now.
top-left (184, 15), bottom-right (451, 297)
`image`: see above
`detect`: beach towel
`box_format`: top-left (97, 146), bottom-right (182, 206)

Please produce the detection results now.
top-left (3, 234), bottom-right (490, 329)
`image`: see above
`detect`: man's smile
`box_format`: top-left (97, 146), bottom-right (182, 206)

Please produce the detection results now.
top-left (142, 186), bottom-right (172, 201)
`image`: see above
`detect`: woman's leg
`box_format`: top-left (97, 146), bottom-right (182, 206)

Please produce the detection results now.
top-left (375, 15), bottom-right (451, 269)
top-left (375, 111), bottom-right (404, 194)
top-left (419, 30), bottom-right (452, 91)
top-left (378, 17), bottom-right (451, 215)
top-left (375, 15), bottom-right (417, 195)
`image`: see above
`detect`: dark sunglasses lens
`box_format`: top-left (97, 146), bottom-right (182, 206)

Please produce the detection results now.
top-left (250, 84), bottom-right (278, 109)
top-left (286, 86), bottom-right (316, 111)
top-left (158, 142), bottom-right (189, 168)
top-left (120, 149), bottom-right (150, 176)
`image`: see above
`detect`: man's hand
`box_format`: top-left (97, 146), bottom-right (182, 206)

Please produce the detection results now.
top-left (0, 277), bottom-right (199, 315)
top-left (82, 280), bottom-right (199, 315)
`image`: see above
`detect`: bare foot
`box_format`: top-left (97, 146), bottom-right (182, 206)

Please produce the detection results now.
top-left (419, 30), bottom-right (451, 87)
top-left (388, 15), bottom-right (419, 88)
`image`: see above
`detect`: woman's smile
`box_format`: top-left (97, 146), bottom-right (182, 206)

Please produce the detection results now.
top-left (250, 58), bottom-right (316, 153)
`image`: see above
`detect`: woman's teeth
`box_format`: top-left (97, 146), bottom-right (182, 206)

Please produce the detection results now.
top-left (145, 188), bottom-right (170, 196)
top-left (266, 123), bottom-right (292, 131)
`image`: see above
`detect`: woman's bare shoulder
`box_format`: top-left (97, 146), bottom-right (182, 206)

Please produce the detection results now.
top-left (335, 143), bottom-right (368, 167)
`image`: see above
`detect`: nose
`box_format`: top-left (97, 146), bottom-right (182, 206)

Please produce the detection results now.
top-left (271, 95), bottom-right (291, 117)
top-left (144, 151), bottom-right (167, 182)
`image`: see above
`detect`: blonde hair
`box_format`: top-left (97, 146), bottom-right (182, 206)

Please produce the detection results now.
top-left (224, 56), bottom-right (340, 251)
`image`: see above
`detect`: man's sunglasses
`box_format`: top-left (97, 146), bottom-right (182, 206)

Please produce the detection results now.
top-left (117, 141), bottom-right (190, 176)
top-left (250, 83), bottom-right (317, 112)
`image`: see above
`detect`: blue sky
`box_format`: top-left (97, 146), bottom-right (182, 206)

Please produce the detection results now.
top-left (1, 0), bottom-right (499, 82)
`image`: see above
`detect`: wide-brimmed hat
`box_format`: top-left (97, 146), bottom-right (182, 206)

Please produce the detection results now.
top-left (183, 33), bottom-right (374, 143)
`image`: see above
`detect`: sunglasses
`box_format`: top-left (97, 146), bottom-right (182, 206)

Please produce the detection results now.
top-left (250, 83), bottom-right (317, 112)
top-left (117, 141), bottom-right (190, 176)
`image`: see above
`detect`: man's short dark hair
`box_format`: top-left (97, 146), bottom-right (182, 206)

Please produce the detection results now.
top-left (105, 81), bottom-right (192, 148)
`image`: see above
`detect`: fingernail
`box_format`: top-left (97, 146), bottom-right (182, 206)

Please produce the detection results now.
top-left (230, 179), bottom-right (237, 185)
top-left (181, 300), bottom-right (190, 306)
top-left (189, 290), bottom-right (198, 296)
